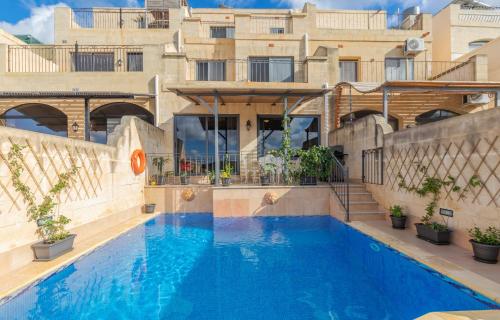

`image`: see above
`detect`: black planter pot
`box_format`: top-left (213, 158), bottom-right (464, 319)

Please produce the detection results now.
top-left (31, 234), bottom-right (76, 261)
top-left (390, 215), bottom-right (407, 229)
top-left (260, 175), bottom-right (271, 186)
top-left (415, 223), bottom-right (451, 245)
top-left (144, 203), bottom-right (156, 214)
top-left (470, 240), bottom-right (500, 264)
top-left (300, 176), bottom-right (317, 186)
top-left (180, 176), bottom-right (190, 185)
top-left (222, 177), bottom-right (231, 186)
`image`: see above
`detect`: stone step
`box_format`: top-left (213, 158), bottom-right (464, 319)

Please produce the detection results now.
top-left (338, 192), bottom-right (373, 202)
top-left (349, 201), bottom-right (382, 212)
top-left (348, 211), bottom-right (386, 221)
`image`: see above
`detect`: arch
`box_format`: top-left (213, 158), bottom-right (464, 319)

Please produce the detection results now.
top-left (340, 109), bottom-right (399, 131)
top-left (90, 102), bottom-right (154, 144)
top-left (415, 109), bottom-right (460, 126)
top-left (0, 103), bottom-right (68, 137)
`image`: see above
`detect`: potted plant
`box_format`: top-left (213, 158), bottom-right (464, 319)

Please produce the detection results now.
top-left (398, 166), bottom-right (481, 245)
top-left (152, 156), bottom-right (168, 185)
top-left (389, 205), bottom-right (407, 229)
top-left (260, 162), bottom-right (276, 186)
top-left (180, 160), bottom-right (191, 185)
top-left (8, 144), bottom-right (79, 261)
top-left (207, 169), bottom-right (216, 185)
top-left (469, 226), bottom-right (500, 264)
top-left (144, 203), bottom-right (156, 214)
top-left (221, 158), bottom-right (232, 186)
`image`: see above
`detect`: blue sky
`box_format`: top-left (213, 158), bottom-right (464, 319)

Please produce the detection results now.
top-left (1, 0), bottom-right (499, 43)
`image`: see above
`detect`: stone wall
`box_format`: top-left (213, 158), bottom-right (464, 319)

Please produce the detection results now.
top-left (0, 117), bottom-right (167, 276)
top-left (330, 109), bottom-right (500, 249)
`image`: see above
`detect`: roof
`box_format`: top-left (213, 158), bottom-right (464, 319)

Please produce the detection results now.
top-left (0, 91), bottom-right (155, 99)
top-left (336, 81), bottom-right (500, 94)
top-left (169, 86), bottom-right (329, 106)
top-left (14, 34), bottom-right (43, 44)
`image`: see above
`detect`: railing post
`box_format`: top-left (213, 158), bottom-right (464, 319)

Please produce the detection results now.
top-left (345, 167), bottom-right (350, 222)
top-left (74, 41), bottom-right (79, 72)
top-left (119, 8), bottom-right (123, 28)
top-left (361, 150), bottom-right (365, 183)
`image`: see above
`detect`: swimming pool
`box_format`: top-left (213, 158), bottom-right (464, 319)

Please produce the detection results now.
top-left (0, 214), bottom-right (498, 319)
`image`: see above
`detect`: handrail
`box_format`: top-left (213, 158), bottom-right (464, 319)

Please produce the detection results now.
top-left (329, 151), bottom-right (350, 222)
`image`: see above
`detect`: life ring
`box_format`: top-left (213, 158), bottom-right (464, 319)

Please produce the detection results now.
top-left (131, 149), bottom-right (146, 175)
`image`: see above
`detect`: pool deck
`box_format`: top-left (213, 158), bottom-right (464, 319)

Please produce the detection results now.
top-left (350, 219), bottom-right (500, 304)
top-left (0, 212), bottom-right (499, 318)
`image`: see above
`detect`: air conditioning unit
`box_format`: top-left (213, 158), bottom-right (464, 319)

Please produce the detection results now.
top-left (464, 94), bottom-right (490, 105)
top-left (404, 37), bottom-right (425, 55)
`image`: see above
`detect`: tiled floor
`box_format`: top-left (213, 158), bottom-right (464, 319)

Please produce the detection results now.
top-left (351, 219), bottom-right (500, 304)
top-left (0, 212), bottom-right (161, 302)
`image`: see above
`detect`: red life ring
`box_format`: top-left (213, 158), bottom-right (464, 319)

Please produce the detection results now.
top-left (131, 149), bottom-right (146, 175)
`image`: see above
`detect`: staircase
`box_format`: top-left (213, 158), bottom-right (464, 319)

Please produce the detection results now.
top-left (335, 183), bottom-right (386, 221)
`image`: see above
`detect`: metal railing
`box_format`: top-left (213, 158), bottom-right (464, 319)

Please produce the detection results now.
top-left (250, 16), bottom-right (293, 34)
top-left (316, 11), bottom-right (424, 30)
top-left (186, 58), bottom-right (307, 82)
top-left (71, 8), bottom-right (169, 29)
top-left (362, 148), bottom-right (384, 185)
top-left (330, 151), bottom-right (350, 222)
top-left (339, 60), bottom-right (476, 83)
top-left (8, 44), bottom-right (143, 72)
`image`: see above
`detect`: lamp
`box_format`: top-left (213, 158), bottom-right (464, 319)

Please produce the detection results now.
top-left (117, 59), bottom-right (123, 67)
top-left (72, 121), bottom-right (79, 133)
top-left (246, 120), bottom-right (252, 131)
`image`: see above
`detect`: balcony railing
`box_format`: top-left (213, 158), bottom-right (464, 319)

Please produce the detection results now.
top-left (186, 58), bottom-right (307, 83)
top-left (249, 16), bottom-right (293, 34)
top-left (340, 60), bottom-right (475, 83)
top-left (71, 8), bottom-right (169, 29)
top-left (458, 10), bottom-right (500, 24)
top-left (8, 45), bottom-right (143, 73)
top-left (316, 11), bottom-right (424, 30)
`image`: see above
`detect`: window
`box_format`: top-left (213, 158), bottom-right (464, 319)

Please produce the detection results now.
top-left (196, 61), bottom-right (226, 81)
top-left (210, 26), bottom-right (235, 39)
top-left (270, 27), bottom-right (285, 34)
top-left (249, 57), bottom-right (294, 82)
top-left (385, 58), bottom-right (414, 80)
top-left (258, 116), bottom-right (319, 156)
top-left (175, 115), bottom-right (239, 156)
top-left (1, 104), bottom-right (68, 137)
top-left (127, 52), bottom-right (143, 72)
top-left (72, 52), bottom-right (114, 72)
top-left (415, 109), bottom-right (459, 125)
top-left (468, 40), bottom-right (491, 52)
top-left (339, 60), bottom-right (358, 82)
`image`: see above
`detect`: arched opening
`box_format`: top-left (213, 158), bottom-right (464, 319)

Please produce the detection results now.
top-left (415, 109), bottom-right (460, 126)
top-left (90, 102), bottom-right (154, 144)
top-left (340, 110), bottom-right (399, 131)
top-left (0, 104), bottom-right (68, 137)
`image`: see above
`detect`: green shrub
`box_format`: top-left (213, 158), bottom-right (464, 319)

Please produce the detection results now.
top-left (389, 205), bottom-right (404, 217)
top-left (469, 227), bottom-right (500, 246)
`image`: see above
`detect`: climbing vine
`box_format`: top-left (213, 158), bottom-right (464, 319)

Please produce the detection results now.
top-left (398, 164), bottom-right (481, 230)
top-left (8, 144), bottom-right (79, 243)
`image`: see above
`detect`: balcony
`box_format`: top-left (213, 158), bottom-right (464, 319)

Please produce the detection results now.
top-left (249, 16), bottom-right (293, 34)
top-left (7, 45), bottom-right (143, 73)
top-left (316, 11), bottom-right (424, 30)
top-left (186, 58), bottom-right (308, 83)
top-left (70, 8), bottom-right (169, 29)
top-left (458, 7), bottom-right (500, 26)
top-left (339, 60), bottom-right (476, 83)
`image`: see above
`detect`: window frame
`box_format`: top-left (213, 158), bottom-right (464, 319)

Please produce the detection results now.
top-left (339, 59), bottom-right (359, 82)
top-left (71, 52), bottom-right (115, 72)
top-left (126, 52), bottom-right (143, 72)
top-left (270, 27), bottom-right (285, 34)
top-left (384, 57), bottom-right (414, 81)
top-left (195, 60), bottom-right (227, 81)
top-left (248, 56), bottom-right (294, 82)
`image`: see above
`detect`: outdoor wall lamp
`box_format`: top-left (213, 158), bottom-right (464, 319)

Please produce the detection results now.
top-left (72, 121), bottom-right (79, 133)
top-left (117, 59), bottom-right (123, 67)
top-left (246, 120), bottom-right (252, 131)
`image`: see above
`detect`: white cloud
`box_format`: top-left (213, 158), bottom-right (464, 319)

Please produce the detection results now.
top-left (0, 3), bottom-right (68, 44)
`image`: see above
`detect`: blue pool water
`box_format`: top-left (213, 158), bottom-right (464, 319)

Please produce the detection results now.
top-left (0, 214), bottom-right (498, 319)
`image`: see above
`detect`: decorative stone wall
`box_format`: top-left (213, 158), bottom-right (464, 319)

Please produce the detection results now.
top-left (0, 116), bottom-right (167, 276)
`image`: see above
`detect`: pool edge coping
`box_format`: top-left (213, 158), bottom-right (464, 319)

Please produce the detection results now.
top-left (0, 212), bottom-right (162, 304)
